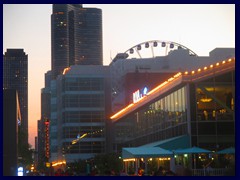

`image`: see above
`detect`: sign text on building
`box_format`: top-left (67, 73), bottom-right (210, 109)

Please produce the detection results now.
top-left (133, 87), bottom-right (148, 103)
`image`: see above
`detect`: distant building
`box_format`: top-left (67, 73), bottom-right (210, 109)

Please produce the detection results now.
top-left (51, 4), bottom-right (103, 79)
top-left (37, 71), bottom-right (52, 170)
top-left (37, 119), bottom-right (45, 170)
top-left (44, 70), bottom-right (52, 88)
top-left (3, 89), bottom-right (21, 176)
top-left (3, 49), bottom-right (28, 145)
top-left (34, 136), bottom-right (38, 168)
top-left (41, 72), bottom-right (52, 120)
top-left (49, 4), bottom-right (104, 164)
top-left (50, 65), bottom-right (109, 163)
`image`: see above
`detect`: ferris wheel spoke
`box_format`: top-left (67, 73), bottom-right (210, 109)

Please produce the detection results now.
top-left (151, 44), bottom-right (155, 58)
top-left (165, 44), bottom-right (168, 56)
top-left (136, 48), bottom-right (142, 58)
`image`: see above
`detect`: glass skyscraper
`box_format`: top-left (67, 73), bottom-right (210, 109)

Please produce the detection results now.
top-left (3, 49), bottom-right (28, 145)
top-left (51, 4), bottom-right (103, 79)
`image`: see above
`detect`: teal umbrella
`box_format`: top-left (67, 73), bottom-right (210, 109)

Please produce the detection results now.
top-left (217, 147), bottom-right (235, 154)
top-left (174, 146), bottom-right (211, 154)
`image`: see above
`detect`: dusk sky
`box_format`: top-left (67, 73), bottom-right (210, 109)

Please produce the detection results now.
top-left (3, 4), bottom-right (235, 147)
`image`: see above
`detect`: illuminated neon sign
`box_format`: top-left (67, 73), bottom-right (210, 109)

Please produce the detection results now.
top-left (133, 87), bottom-right (148, 103)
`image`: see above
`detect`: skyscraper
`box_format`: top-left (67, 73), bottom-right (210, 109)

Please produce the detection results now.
top-left (3, 49), bottom-right (28, 145)
top-left (37, 71), bottom-right (51, 170)
top-left (51, 4), bottom-right (103, 79)
top-left (50, 65), bottom-right (109, 163)
top-left (3, 89), bottom-right (21, 176)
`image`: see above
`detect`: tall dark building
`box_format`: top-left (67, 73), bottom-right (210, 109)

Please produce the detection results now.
top-left (3, 49), bottom-right (28, 145)
top-left (37, 119), bottom-right (45, 170)
top-left (3, 89), bottom-right (21, 176)
top-left (51, 4), bottom-right (103, 79)
top-left (41, 71), bottom-right (52, 120)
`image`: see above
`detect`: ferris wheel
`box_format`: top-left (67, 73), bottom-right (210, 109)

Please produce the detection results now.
top-left (122, 40), bottom-right (198, 59)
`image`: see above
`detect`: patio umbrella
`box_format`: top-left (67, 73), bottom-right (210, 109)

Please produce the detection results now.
top-left (217, 147), bottom-right (235, 154)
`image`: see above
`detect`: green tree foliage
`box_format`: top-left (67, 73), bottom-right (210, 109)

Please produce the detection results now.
top-left (18, 130), bottom-right (34, 169)
top-left (93, 153), bottom-right (122, 175)
top-left (68, 160), bottom-right (87, 174)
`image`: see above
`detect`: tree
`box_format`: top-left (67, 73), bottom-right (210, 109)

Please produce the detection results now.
top-left (93, 153), bottom-right (122, 175)
top-left (67, 160), bottom-right (87, 175)
top-left (18, 130), bottom-right (34, 170)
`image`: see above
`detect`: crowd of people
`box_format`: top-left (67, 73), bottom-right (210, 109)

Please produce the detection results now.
top-left (133, 163), bottom-right (191, 176)
top-left (32, 162), bottom-right (193, 176)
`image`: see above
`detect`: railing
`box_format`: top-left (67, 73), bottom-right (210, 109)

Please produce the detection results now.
top-left (192, 168), bottom-right (226, 176)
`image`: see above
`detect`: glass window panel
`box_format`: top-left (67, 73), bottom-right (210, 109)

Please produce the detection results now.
top-left (170, 93), bottom-right (174, 112)
top-left (167, 95), bottom-right (170, 112)
top-left (177, 88), bottom-right (181, 112)
top-left (182, 87), bottom-right (186, 111)
top-left (174, 91), bottom-right (178, 113)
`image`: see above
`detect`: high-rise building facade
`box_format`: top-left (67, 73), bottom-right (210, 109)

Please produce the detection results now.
top-left (51, 4), bottom-right (103, 79)
top-left (3, 49), bottom-right (28, 145)
top-left (37, 71), bottom-right (51, 170)
top-left (37, 119), bottom-right (45, 170)
top-left (50, 65), bottom-right (109, 163)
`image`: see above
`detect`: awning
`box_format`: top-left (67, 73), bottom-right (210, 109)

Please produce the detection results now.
top-left (140, 135), bottom-right (190, 150)
top-left (217, 147), bottom-right (235, 154)
top-left (122, 147), bottom-right (173, 159)
top-left (174, 146), bottom-right (211, 154)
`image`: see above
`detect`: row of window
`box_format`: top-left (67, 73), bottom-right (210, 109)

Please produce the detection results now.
top-left (116, 114), bottom-right (187, 140)
top-left (63, 94), bottom-right (105, 108)
top-left (63, 78), bottom-right (104, 91)
top-left (191, 121), bottom-right (234, 135)
top-left (149, 87), bottom-right (187, 112)
top-left (115, 124), bottom-right (187, 151)
top-left (63, 111), bottom-right (105, 123)
top-left (115, 87), bottom-right (187, 142)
